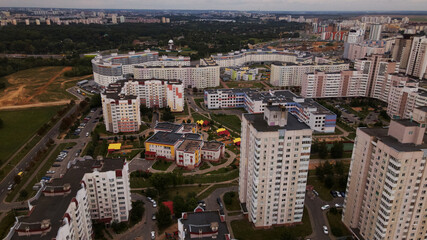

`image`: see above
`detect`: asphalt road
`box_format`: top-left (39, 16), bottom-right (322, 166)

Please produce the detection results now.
top-left (305, 191), bottom-right (344, 240)
top-left (129, 158), bottom-right (154, 173)
top-left (122, 193), bottom-right (157, 240)
top-left (203, 186), bottom-right (238, 212)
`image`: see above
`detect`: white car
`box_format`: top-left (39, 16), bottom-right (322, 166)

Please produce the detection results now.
top-left (336, 191), bottom-right (342, 198)
top-left (323, 225), bottom-right (329, 234)
top-left (46, 170), bottom-right (55, 174)
top-left (152, 201), bottom-right (157, 208)
top-left (335, 203), bottom-right (343, 208)
top-left (151, 231), bottom-right (155, 239)
top-left (321, 204), bottom-right (330, 210)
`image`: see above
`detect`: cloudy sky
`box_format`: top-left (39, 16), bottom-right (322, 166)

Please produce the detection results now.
top-left (0, 0), bottom-right (426, 11)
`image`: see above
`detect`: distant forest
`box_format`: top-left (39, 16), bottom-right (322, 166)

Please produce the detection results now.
top-left (0, 21), bottom-right (304, 59)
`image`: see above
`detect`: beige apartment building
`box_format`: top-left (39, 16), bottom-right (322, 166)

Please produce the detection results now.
top-left (343, 106), bottom-right (427, 240)
top-left (239, 105), bottom-right (312, 227)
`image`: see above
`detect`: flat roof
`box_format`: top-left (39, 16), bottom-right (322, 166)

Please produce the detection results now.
top-left (155, 122), bottom-right (182, 133)
top-left (179, 211), bottom-right (229, 240)
top-left (243, 112), bottom-right (310, 132)
top-left (146, 131), bottom-right (183, 145)
top-left (177, 139), bottom-right (203, 152)
top-left (360, 127), bottom-right (427, 152)
top-left (202, 141), bottom-right (224, 151)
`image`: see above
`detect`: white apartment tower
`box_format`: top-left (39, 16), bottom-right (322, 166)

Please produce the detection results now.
top-left (239, 105), bottom-right (312, 227)
top-left (406, 36), bottom-right (427, 79)
top-left (343, 107), bottom-right (427, 240)
top-left (369, 24), bottom-right (382, 41)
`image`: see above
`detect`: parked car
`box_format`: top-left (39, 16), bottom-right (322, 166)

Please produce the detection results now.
top-left (198, 200), bottom-right (206, 207)
top-left (335, 203), bottom-right (343, 208)
top-left (217, 197), bottom-right (223, 208)
top-left (52, 164), bottom-right (60, 167)
top-left (7, 184), bottom-right (13, 191)
top-left (147, 197), bottom-right (152, 201)
top-left (152, 214), bottom-right (156, 220)
top-left (323, 225), bottom-right (329, 234)
top-left (336, 191), bottom-right (342, 198)
top-left (340, 191), bottom-right (346, 197)
top-left (321, 205), bottom-right (330, 211)
top-left (151, 231), bottom-right (155, 239)
top-left (152, 202), bottom-right (157, 208)
top-left (330, 191), bottom-right (338, 198)
top-left (313, 190), bottom-right (319, 196)
top-left (86, 132), bottom-right (90, 137)
top-left (46, 170), bottom-right (55, 174)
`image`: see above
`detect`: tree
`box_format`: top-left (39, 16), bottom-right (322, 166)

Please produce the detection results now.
top-left (19, 190), bottom-right (28, 199)
top-left (13, 175), bottom-right (21, 184)
top-left (173, 195), bottom-right (186, 218)
top-left (223, 192), bottom-right (235, 205)
top-left (318, 141), bottom-right (328, 159)
top-left (281, 231), bottom-right (296, 240)
top-left (90, 94), bottom-right (102, 108)
top-left (0, 117), bottom-right (3, 129)
top-left (330, 142), bottom-right (344, 159)
top-left (161, 106), bottom-right (175, 122)
top-left (145, 188), bottom-right (158, 199)
top-left (156, 203), bottom-right (172, 229)
top-left (186, 119), bottom-right (191, 123)
top-left (129, 200), bottom-right (145, 225)
top-left (111, 221), bottom-right (128, 234)
top-left (324, 175), bottom-right (334, 189)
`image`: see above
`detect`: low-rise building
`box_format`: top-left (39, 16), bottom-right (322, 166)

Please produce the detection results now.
top-left (204, 89), bottom-right (336, 133)
top-left (178, 210), bottom-right (230, 240)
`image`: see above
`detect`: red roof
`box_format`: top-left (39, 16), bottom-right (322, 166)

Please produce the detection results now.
top-left (162, 201), bottom-right (174, 215)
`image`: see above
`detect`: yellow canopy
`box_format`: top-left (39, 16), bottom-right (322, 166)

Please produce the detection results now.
top-left (216, 128), bottom-right (226, 133)
top-left (197, 120), bottom-right (204, 125)
top-left (233, 138), bottom-right (241, 143)
top-left (108, 143), bottom-right (122, 150)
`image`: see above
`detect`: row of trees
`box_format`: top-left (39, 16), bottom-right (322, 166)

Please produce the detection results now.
top-left (315, 161), bottom-right (348, 189)
top-left (0, 21), bottom-right (305, 57)
top-left (311, 141), bottom-right (344, 159)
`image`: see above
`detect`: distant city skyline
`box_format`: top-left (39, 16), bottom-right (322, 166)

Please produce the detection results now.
top-left (0, 0), bottom-right (426, 12)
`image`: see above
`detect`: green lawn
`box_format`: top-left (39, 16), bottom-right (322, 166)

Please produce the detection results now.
top-left (17, 142), bottom-right (76, 201)
top-left (0, 106), bottom-right (62, 163)
top-left (194, 98), bottom-right (205, 109)
top-left (192, 113), bottom-right (210, 122)
top-left (0, 210), bottom-right (28, 239)
top-left (211, 114), bottom-right (241, 134)
top-left (167, 185), bottom-right (209, 200)
top-left (327, 210), bottom-right (352, 237)
top-left (224, 192), bottom-right (240, 211)
top-left (231, 207), bottom-right (312, 240)
top-left (130, 176), bottom-right (152, 188)
top-left (199, 162), bottom-right (210, 170)
top-left (184, 169), bottom-right (239, 184)
top-left (210, 158), bottom-right (228, 166)
top-left (198, 182), bottom-right (238, 200)
top-left (226, 81), bottom-right (264, 89)
top-left (152, 160), bottom-right (173, 171)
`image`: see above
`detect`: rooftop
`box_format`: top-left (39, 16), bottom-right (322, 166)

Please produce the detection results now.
top-left (244, 112), bottom-right (310, 132)
top-left (179, 211), bottom-right (229, 240)
top-left (177, 139), bottom-right (203, 153)
top-left (146, 131), bottom-right (184, 145)
top-left (155, 122), bottom-right (182, 133)
top-left (202, 141), bottom-right (224, 151)
top-left (360, 127), bottom-right (427, 152)
top-left (394, 119), bottom-right (420, 127)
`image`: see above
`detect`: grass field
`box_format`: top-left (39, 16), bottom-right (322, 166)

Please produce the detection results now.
top-left (194, 98), bottom-right (205, 109)
top-left (167, 185), bottom-right (209, 200)
top-left (0, 66), bottom-right (90, 107)
top-left (231, 207), bottom-right (312, 240)
top-left (327, 210), bottom-right (352, 237)
top-left (0, 106), bottom-right (62, 163)
top-left (224, 191), bottom-right (240, 211)
top-left (198, 182), bottom-right (238, 200)
top-left (211, 114), bottom-right (241, 134)
top-left (225, 81), bottom-right (264, 89)
top-left (151, 160), bottom-right (173, 171)
top-left (0, 211), bottom-right (17, 239)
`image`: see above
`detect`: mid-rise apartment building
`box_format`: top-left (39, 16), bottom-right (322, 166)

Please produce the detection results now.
top-left (92, 50), bottom-right (220, 88)
top-left (270, 62), bottom-right (350, 87)
top-left (210, 49), bottom-right (297, 68)
top-left (204, 89), bottom-right (337, 133)
top-left (239, 106), bottom-right (312, 227)
top-left (92, 50), bottom-right (190, 87)
top-left (406, 36), bottom-right (427, 79)
top-left (343, 41), bottom-right (386, 61)
top-left (369, 23), bottom-right (382, 41)
top-left (133, 63), bottom-right (220, 89)
top-left (10, 157), bottom-right (131, 240)
top-left (342, 107), bottom-right (427, 240)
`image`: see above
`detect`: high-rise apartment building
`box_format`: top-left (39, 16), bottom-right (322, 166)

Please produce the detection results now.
top-left (343, 107), bottom-right (427, 240)
top-left (369, 24), bottom-right (382, 41)
top-left (354, 55), bottom-right (399, 101)
top-left (239, 106), bottom-right (312, 227)
top-left (391, 35), bottom-right (414, 72)
top-left (406, 36), bottom-right (427, 79)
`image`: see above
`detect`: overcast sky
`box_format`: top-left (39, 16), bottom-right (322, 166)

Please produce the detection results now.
top-left (0, 0), bottom-right (426, 11)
